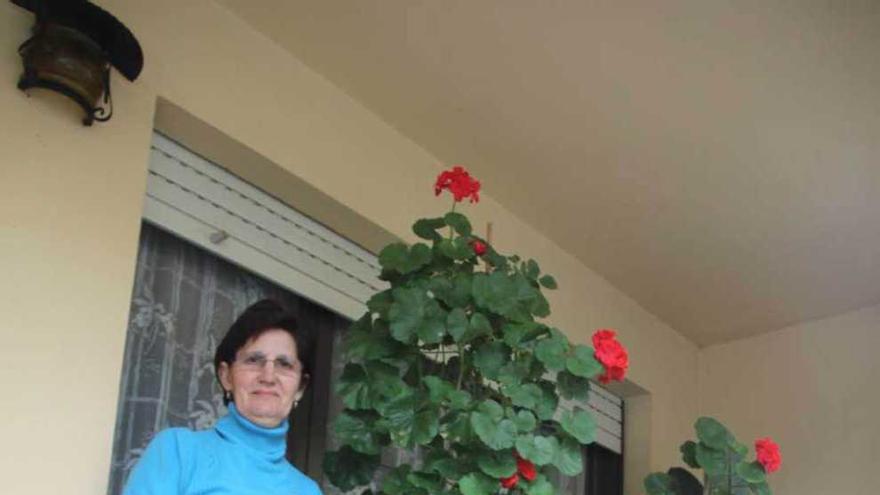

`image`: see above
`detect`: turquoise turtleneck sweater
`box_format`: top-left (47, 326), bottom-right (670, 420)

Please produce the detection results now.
top-left (123, 404), bottom-right (322, 495)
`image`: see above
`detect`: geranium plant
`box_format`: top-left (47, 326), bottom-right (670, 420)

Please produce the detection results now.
top-left (323, 166), bottom-right (629, 495)
top-left (644, 417), bottom-right (782, 495)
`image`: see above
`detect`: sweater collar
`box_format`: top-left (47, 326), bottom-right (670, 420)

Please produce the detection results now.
top-left (215, 403), bottom-right (288, 461)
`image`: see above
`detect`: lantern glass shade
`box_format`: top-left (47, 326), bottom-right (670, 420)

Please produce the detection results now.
top-left (18, 23), bottom-right (110, 125)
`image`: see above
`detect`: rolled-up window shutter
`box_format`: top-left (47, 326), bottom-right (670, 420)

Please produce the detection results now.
top-left (144, 133), bottom-right (386, 320)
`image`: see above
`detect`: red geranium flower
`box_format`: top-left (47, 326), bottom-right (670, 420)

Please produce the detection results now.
top-left (755, 437), bottom-right (782, 473)
top-left (434, 166), bottom-right (480, 203)
top-left (516, 456), bottom-right (537, 481)
top-left (500, 473), bottom-right (519, 489)
top-left (592, 329), bottom-right (629, 384)
top-left (472, 240), bottom-right (487, 256)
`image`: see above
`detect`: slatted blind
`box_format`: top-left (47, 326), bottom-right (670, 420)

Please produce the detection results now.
top-left (144, 133), bottom-right (386, 320)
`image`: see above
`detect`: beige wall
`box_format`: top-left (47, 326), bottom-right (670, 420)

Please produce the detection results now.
top-left (0, 1), bottom-right (699, 493)
top-left (699, 303), bottom-right (880, 494)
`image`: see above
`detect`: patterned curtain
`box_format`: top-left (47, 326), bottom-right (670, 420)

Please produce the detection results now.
top-left (107, 223), bottom-right (349, 494)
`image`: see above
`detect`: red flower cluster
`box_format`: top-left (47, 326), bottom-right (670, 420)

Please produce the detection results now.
top-left (434, 166), bottom-right (481, 203)
top-left (472, 240), bottom-right (487, 256)
top-left (755, 437), bottom-right (782, 473)
top-left (500, 452), bottom-right (537, 489)
top-left (592, 329), bottom-right (629, 384)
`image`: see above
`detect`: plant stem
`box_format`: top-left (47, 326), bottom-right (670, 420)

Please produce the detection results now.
top-left (456, 342), bottom-right (466, 390)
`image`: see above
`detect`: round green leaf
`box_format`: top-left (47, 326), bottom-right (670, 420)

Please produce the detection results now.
top-left (459, 472), bottom-right (497, 495)
top-left (515, 434), bottom-right (559, 466)
top-left (504, 383), bottom-right (544, 409)
top-left (556, 370), bottom-right (590, 401)
top-left (334, 411), bottom-right (380, 454)
top-left (524, 475), bottom-right (555, 495)
top-left (472, 402), bottom-right (517, 450)
top-left (535, 334), bottom-right (569, 371)
top-left (477, 450), bottom-right (517, 477)
top-left (513, 410), bottom-right (537, 432)
top-left (446, 308), bottom-right (469, 342)
top-left (695, 417), bottom-right (733, 450)
top-left (736, 461), bottom-right (767, 483)
top-left (413, 217), bottom-right (445, 241)
top-left (680, 440), bottom-right (700, 469)
top-left (553, 436), bottom-right (584, 476)
top-left (560, 407), bottom-right (597, 444)
top-left (695, 443), bottom-right (727, 476)
top-left (444, 211), bottom-right (473, 236)
top-left (538, 274), bottom-right (557, 290)
top-left (565, 345), bottom-right (603, 378)
top-left (533, 381), bottom-right (559, 421)
top-left (323, 446), bottom-right (380, 492)
top-left (472, 341), bottom-right (509, 380)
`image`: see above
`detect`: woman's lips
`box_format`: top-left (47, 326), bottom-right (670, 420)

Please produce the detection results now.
top-left (252, 390), bottom-right (279, 396)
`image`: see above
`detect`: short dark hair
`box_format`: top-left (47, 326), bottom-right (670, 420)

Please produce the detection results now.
top-left (214, 299), bottom-right (312, 404)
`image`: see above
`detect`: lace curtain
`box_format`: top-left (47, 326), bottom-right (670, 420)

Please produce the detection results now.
top-left (107, 223), bottom-right (349, 494)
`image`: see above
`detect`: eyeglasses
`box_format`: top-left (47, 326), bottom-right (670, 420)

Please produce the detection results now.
top-left (236, 352), bottom-right (303, 377)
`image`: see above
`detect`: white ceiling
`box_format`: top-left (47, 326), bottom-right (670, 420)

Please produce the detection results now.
top-left (218, 0), bottom-right (880, 346)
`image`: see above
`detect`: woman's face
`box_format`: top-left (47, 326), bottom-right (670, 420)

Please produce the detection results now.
top-left (218, 329), bottom-right (306, 428)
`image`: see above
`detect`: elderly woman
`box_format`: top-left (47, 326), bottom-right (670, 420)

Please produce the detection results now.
top-left (124, 299), bottom-right (323, 495)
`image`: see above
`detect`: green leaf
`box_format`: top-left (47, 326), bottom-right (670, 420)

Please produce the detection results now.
top-left (467, 312), bottom-right (494, 342)
top-left (560, 407), bottom-right (597, 444)
top-left (516, 434), bottom-right (559, 466)
top-left (502, 321), bottom-right (539, 347)
top-left (447, 308), bottom-right (469, 342)
top-left (366, 290), bottom-right (393, 316)
top-left (407, 471), bottom-right (444, 492)
top-left (472, 271), bottom-right (520, 320)
top-left (513, 410), bottom-right (537, 432)
top-left (644, 473), bottom-right (676, 495)
top-left (425, 453), bottom-right (470, 480)
top-left (736, 461), bottom-right (767, 483)
top-left (749, 481), bottom-right (773, 495)
top-left (323, 446), bottom-right (380, 492)
top-left (538, 274), bottom-right (558, 289)
top-left (553, 436), bottom-right (584, 476)
top-left (556, 370), bottom-right (590, 401)
top-left (413, 217), bottom-right (446, 241)
top-left (344, 318), bottom-right (402, 362)
top-left (381, 465), bottom-right (417, 495)
top-left (524, 475), bottom-right (555, 495)
top-left (337, 363), bottom-right (407, 410)
top-left (533, 380), bottom-right (559, 421)
top-left (477, 450), bottom-right (517, 477)
top-left (680, 440), bottom-right (700, 469)
top-left (471, 402), bottom-right (517, 450)
top-left (378, 242), bottom-right (432, 274)
top-left (423, 375), bottom-right (455, 405)
top-left (524, 259), bottom-right (540, 280)
top-left (695, 417), bottom-right (734, 450)
top-left (334, 411), bottom-right (381, 454)
top-left (497, 359), bottom-right (531, 387)
top-left (376, 392), bottom-right (439, 447)
top-left (444, 212), bottom-right (473, 237)
top-left (695, 443), bottom-right (727, 476)
top-left (448, 389), bottom-right (473, 410)
top-left (389, 287), bottom-right (444, 344)
top-left (472, 341), bottom-right (509, 380)
top-left (378, 243), bottom-right (409, 272)
top-left (504, 383), bottom-right (544, 409)
top-left (565, 345), bottom-right (603, 379)
top-left (535, 334), bottom-right (569, 372)
top-left (459, 472), bottom-right (497, 495)
top-left (667, 467), bottom-right (704, 495)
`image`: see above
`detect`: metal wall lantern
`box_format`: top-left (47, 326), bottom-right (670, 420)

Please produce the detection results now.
top-left (11, 0), bottom-right (144, 126)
